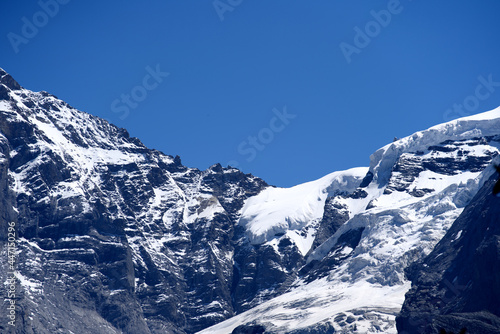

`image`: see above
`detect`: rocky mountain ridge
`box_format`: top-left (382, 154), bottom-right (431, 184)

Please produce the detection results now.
top-left (396, 160), bottom-right (500, 334)
top-left (0, 68), bottom-right (499, 333)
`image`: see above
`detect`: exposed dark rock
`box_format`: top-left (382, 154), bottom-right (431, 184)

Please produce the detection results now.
top-left (0, 71), bottom-right (21, 90)
top-left (231, 323), bottom-right (266, 334)
top-left (300, 227), bottom-right (364, 282)
top-left (1, 68), bottom-right (500, 334)
top-left (0, 71), bottom-right (270, 333)
top-left (310, 196), bottom-right (350, 250)
top-left (359, 171), bottom-right (374, 188)
top-left (345, 188), bottom-right (368, 199)
top-left (396, 173), bottom-right (500, 334)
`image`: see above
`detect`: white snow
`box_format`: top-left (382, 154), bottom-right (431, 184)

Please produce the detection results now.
top-left (238, 167), bottom-right (368, 253)
top-left (200, 107), bottom-right (500, 333)
top-left (4, 75), bottom-right (500, 334)
top-left (370, 106), bottom-right (500, 185)
top-left (198, 277), bottom-right (409, 334)
top-left (0, 100), bottom-right (12, 111)
top-left (452, 230), bottom-right (463, 242)
top-left (14, 272), bottom-right (43, 295)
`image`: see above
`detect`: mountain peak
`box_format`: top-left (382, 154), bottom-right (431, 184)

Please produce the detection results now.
top-left (0, 67), bottom-right (22, 91)
top-left (368, 106), bottom-right (500, 186)
top-left (3, 68), bottom-right (500, 334)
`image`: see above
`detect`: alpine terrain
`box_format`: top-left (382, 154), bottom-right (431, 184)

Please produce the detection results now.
top-left (0, 68), bottom-right (499, 333)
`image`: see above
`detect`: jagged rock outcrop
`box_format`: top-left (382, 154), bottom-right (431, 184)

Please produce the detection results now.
top-left (200, 111), bottom-right (500, 333)
top-left (396, 166), bottom-right (500, 334)
top-left (1, 68), bottom-right (500, 334)
top-left (0, 69), bottom-right (270, 334)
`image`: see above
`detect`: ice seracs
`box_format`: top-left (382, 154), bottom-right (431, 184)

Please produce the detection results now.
top-left (2, 67), bottom-right (500, 333)
top-left (200, 107), bottom-right (500, 333)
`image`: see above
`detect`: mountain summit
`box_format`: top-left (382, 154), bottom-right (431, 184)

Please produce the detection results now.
top-left (0, 69), bottom-right (499, 333)
top-left (0, 68), bottom-right (21, 98)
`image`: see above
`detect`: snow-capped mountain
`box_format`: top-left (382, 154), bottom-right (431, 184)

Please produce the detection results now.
top-left (200, 110), bottom-right (500, 333)
top-left (397, 160), bottom-right (500, 334)
top-left (0, 68), bottom-right (268, 334)
top-left (0, 68), bottom-right (499, 334)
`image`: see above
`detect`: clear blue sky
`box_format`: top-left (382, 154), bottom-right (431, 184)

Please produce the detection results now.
top-left (2, 1), bottom-right (500, 187)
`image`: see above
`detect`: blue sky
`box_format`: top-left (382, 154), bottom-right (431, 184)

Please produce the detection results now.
top-left (2, 1), bottom-right (500, 187)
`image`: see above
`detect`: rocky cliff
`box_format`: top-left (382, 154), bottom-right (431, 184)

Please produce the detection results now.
top-left (396, 162), bottom-right (500, 334)
top-left (0, 68), bottom-right (499, 333)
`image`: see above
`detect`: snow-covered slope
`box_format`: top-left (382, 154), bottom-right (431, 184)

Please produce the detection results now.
top-left (2, 67), bottom-right (500, 334)
top-left (397, 157), bottom-right (500, 334)
top-left (369, 108), bottom-right (500, 186)
top-left (238, 167), bottom-right (368, 254)
top-left (0, 68), bottom-right (271, 333)
top-left (199, 108), bottom-right (500, 334)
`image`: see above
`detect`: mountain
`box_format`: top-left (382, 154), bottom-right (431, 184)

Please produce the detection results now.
top-left (200, 110), bottom-right (500, 334)
top-left (0, 68), bottom-right (268, 334)
top-left (0, 68), bottom-right (499, 334)
top-left (396, 160), bottom-right (500, 334)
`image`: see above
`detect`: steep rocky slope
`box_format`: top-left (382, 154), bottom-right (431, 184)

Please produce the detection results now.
top-left (396, 161), bottom-right (500, 334)
top-left (200, 112), bottom-right (500, 333)
top-left (0, 68), bottom-right (269, 333)
top-left (0, 68), bottom-right (499, 334)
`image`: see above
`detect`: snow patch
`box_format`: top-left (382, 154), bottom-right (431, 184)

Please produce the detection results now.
top-left (238, 167), bottom-right (368, 251)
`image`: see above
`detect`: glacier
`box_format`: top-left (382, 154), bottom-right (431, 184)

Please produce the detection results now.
top-left (200, 107), bottom-right (500, 334)
top-left (0, 67), bottom-right (499, 333)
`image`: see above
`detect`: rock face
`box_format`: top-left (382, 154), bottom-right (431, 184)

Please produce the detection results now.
top-left (199, 110), bottom-right (500, 333)
top-left (396, 168), bottom-right (500, 334)
top-left (0, 70), bottom-right (270, 333)
top-left (1, 68), bottom-right (500, 334)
